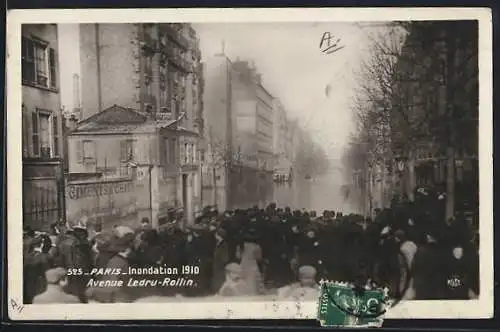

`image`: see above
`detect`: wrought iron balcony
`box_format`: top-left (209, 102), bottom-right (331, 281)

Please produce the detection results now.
top-left (160, 24), bottom-right (189, 50)
top-left (163, 45), bottom-right (192, 73)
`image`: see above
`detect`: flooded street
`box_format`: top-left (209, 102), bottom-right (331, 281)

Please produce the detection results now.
top-left (270, 171), bottom-right (358, 214)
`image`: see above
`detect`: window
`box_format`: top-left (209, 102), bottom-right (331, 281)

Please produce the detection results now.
top-left (144, 54), bottom-right (153, 99)
top-left (83, 140), bottom-right (96, 163)
top-left (52, 114), bottom-right (59, 156)
top-left (191, 144), bottom-right (196, 164)
top-left (184, 143), bottom-right (190, 164)
top-left (49, 48), bottom-right (57, 88)
top-left (181, 142), bottom-right (187, 165)
top-left (31, 109), bottom-right (60, 158)
top-left (39, 113), bottom-right (51, 158)
top-left (120, 140), bottom-right (134, 162)
top-left (164, 137), bottom-right (170, 165)
top-left (170, 139), bottom-right (177, 164)
top-left (22, 36), bottom-right (57, 89)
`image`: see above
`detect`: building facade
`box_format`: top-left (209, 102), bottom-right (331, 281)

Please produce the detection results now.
top-left (75, 23), bottom-right (204, 228)
top-left (391, 21), bottom-right (478, 219)
top-left (200, 53), bottom-right (233, 211)
top-left (272, 99), bottom-right (294, 181)
top-left (203, 56), bottom-right (277, 209)
top-left (22, 24), bottom-right (66, 231)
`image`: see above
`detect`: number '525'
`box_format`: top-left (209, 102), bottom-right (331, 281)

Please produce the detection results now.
top-left (67, 268), bottom-right (83, 276)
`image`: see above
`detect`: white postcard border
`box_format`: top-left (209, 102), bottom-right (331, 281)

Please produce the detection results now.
top-left (6, 7), bottom-right (494, 320)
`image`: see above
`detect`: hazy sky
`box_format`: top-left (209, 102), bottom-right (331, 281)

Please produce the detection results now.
top-left (58, 24), bottom-right (81, 116)
top-left (58, 22), bottom-right (378, 159)
top-left (193, 22), bottom-right (375, 159)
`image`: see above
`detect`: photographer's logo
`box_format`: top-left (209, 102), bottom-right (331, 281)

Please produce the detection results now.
top-left (447, 275), bottom-right (463, 289)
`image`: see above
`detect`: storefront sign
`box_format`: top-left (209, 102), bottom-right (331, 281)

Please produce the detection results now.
top-left (66, 181), bottom-right (134, 200)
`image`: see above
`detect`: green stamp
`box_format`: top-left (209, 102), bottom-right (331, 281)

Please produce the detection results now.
top-left (317, 281), bottom-right (390, 328)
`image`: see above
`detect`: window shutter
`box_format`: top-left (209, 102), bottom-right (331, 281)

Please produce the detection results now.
top-left (171, 139), bottom-right (177, 164)
top-left (49, 48), bottom-right (57, 88)
top-left (76, 140), bottom-right (83, 164)
top-left (120, 140), bottom-right (127, 162)
top-left (160, 137), bottom-right (167, 166)
top-left (52, 115), bottom-right (59, 156)
top-left (31, 112), bottom-right (39, 156)
top-left (192, 144), bottom-right (196, 164)
top-left (180, 142), bottom-right (186, 165)
top-left (126, 140), bottom-right (133, 161)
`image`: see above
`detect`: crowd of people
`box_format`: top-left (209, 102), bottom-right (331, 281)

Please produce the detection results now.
top-left (23, 187), bottom-right (479, 304)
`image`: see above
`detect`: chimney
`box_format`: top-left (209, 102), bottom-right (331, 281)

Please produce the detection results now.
top-left (72, 73), bottom-right (82, 119)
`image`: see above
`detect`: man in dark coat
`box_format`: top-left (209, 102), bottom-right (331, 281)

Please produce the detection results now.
top-left (412, 233), bottom-right (447, 299)
top-left (23, 235), bottom-right (52, 304)
top-left (54, 218), bottom-right (92, 303)
top-left (180, 224), bottom-right (207, 296)
top-left (211, 227), bottom-right (230, 294)
top-left (296, 226), bottom-right (323, 279)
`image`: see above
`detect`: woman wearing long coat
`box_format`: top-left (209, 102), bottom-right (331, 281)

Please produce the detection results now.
top-left (238, 229), bottom-right (264, 295)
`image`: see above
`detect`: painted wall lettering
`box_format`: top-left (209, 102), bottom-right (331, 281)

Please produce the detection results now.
top-left (66, 181), bottom-right (134, 200)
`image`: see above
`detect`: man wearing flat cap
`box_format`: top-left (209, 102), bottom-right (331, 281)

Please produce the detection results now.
top-left (33, 267), bottom-right (80, 304)
top-left (277, 265), bottom-right (319, 301)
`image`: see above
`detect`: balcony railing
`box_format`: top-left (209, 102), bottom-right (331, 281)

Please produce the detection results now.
top-left (163, 45), bottom-right (192, 73)
top-left (160, 24), bottom-right (189, 49)
top-left (140, 31), bottom-right (157, 52)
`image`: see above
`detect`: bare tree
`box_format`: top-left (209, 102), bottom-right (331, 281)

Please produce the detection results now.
top-left (205, 128), bottom-right (246, 208)
top-left (346, 21), bottom-right (478, 220)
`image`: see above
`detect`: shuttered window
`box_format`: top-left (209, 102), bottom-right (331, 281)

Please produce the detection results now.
top-left (49, 48), bottom-right (57, 88)
top-left (31, 112), bottom-right (39, 156)
top-left (83, 140), bottom-right (96, 163)
top-left (120, 140), bottom-right (134, 162)
top-left (170, 138), bottom-right (177, 164)
top-left (22, 36), bottom-right (57, 89)
top-left (76, 141), bottom-right (83, 164)
top-left (164, 138), bottom-right (170, 165)
top-left (22, 37), bottom-right (35, 83)
top-left (52, 115), bottom-right (59, 156)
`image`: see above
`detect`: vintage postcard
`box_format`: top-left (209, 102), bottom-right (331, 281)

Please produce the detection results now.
top-left (6, 7), bottom-right (493, 321)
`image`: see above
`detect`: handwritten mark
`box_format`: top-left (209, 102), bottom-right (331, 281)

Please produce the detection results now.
top-left (10, 298), bottom-right (25, 314)
top-left (319, 32), bottom-right (346, 55)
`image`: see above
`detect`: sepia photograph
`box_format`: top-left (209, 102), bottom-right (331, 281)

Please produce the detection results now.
top-left (7, 8), bottom-right (493, 320)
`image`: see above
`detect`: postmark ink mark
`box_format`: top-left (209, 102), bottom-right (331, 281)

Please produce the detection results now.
top-left (317, 281), bottom-right (389, 327)
top-left (10, 298), bottom-right (25, 314)
top-left (319, 32), bottom-right (345, 55)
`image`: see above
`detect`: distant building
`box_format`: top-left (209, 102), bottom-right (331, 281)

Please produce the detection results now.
top-left (22, 24), bottom-right (65, 230)
top-left (272, 99), bottom-right (292, 181)
top-left (203, 55), bottom-right (276, 209)
top-left (75, 23), bottom-right (204, 227)
top-left (201, 52), bottom-right (233, 211)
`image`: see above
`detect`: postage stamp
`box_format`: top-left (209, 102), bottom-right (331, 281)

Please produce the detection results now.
top-left (317, 281), bottom-right (390, 328)
top-left (6, 7), bottom-right (494, 321)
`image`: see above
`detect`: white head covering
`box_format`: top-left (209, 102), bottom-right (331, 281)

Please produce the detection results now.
top-left (380, 226), bottom-right (391, 236)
